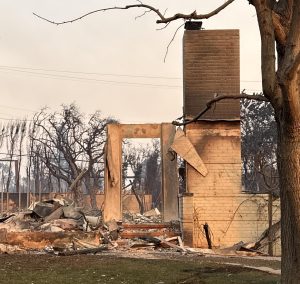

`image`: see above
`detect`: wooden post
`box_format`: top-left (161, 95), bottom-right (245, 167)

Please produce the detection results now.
top-left (33, 177), bottom-right (36, 203)
top-left (161, 123), bottom-right (179, 222)
top-left (6, 185), bottom-right (9, 212)
top-left (268, 193), bottom-right (273, 256)
top-left (58, 177), bottom-right (61, 193)
top-left (1, 172), bottom-right (3, 214)
top-left (204, 223), bottom-right (212, 249)
top-left (26, 173), bottom-right (30, 208)
top-left (39, 179), bottom-right (42, 202)
top-left (103, 124), bottom-right (122, 222)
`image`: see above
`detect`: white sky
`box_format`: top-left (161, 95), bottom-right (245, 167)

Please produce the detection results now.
top-left (0, 0), bottom-right (261, 124)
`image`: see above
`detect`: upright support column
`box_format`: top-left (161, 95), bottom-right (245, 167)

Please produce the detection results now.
top-left (15, 160), bottom-right (20, 211)
top-left (104, 124), bottom-right (122, 222)
top-left (161, 123), bottom-right (179, 222)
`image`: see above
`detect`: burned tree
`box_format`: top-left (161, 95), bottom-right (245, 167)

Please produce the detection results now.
top-left (82, 111), bottom-right (112, 208)
top-left (123, 142), bottom-right (148, 214)
top-left (241, 100), bottom-right (280, 256)
top-left (123, 139), bottom-right (161, 214)
top-left (241, 100), bottom-right (278, 193)
top-left (143, 140), bottom-right (161, 209)
top-left (30, 104), bottom-right (112, 207)
top-left (5, 123), bottom-right (20, 193)
top-left (0, 121), bottom-right (27, 196)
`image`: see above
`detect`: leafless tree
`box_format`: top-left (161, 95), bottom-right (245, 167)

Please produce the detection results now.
top-left (0, 123), bottom-right (7, 150)
top-left (30, 104), bottom-right (113, 207)
top-left (241, 99), bottom-right (277, 193)
top-left (123, 141), bottom-right (148, 214)
top-left (17, 121), bottom-right (27, 192)
top-left (82, 111), bottom-right (113, 208)
top-left (144, 139), bottom-right (161, 209)
top-left (4, 121), bottom-right (26, 193)
top-left (123, 139), bottom-right (161, 213)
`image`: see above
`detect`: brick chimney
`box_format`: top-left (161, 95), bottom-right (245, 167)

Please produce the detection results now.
top-left (183, 28), bottom-right (240, 120)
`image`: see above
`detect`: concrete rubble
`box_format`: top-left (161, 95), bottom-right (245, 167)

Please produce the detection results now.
top-left (123, 210), bottom-right (162, 224)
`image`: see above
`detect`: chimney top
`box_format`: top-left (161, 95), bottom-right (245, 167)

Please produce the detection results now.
top-left (184, 21), bottom-right (203, 30)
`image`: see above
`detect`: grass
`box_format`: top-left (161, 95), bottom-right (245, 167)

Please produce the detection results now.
top-left (0, 254), bottom-right (280, 284)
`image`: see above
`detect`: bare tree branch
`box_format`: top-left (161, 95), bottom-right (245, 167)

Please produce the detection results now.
top-left (33, 5), bottom-right (165, 25)
top-left (272, 11), bottom-right (288, 46)
top-left (135, 9), bottom-right (151, 20)
top-left (156, 22), bottom-right (171, 31)
top-left (69, 168), bottom-right (88, 191)
top-left (155, 0), bottom-right (236, 23)
top-left (33, 0), bottom-right (235, 25)
top-left (172, 91), bottom-right (269, 126)
top-left (164, 23), bottom-right (185, 62)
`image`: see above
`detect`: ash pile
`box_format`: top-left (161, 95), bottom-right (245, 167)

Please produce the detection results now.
top-left (0, 197), bottom-right (184, 256)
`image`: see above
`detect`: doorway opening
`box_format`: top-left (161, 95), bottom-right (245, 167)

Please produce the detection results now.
top-left (104, 123), bottom-right (179, 223)
top-left (122, 138), bottom-right (162, 223)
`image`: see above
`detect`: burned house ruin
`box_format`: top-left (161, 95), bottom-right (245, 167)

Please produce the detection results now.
top-left (104, 27), bottom-right (280, 252)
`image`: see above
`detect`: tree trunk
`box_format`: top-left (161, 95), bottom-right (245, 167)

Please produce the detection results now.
top-left (73, 183), bottom-right (84, 207)
top-left (69, 170), bottom-right (87, 207)
top-left (90, 186), bottom-right (98, 209)
top-left (5, 160), bottom-right (12, 194)
top-left (85, 176), bottom-right (98, 209)
top-left (131, 184), bottom-right (144, 214)
top-left (277, 122), bottom-right (300, 283)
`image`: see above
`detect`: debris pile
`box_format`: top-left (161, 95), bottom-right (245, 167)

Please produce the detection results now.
top-left (123, 208), bottom-right (162, 224)
top-left (0, 198), bottom-right (183, 256)
top-left (219, 241), bottom-right (266, 257)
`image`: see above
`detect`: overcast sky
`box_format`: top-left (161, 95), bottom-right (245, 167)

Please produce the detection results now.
top-left (0, 0), bottom-right (261, 123)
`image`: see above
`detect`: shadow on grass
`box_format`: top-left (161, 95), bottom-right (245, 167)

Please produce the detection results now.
top-left (179, 265), bottom-right (279, 284)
